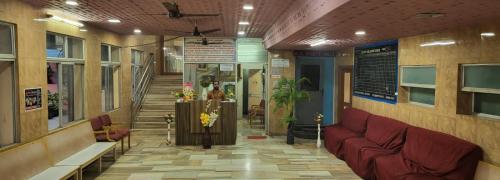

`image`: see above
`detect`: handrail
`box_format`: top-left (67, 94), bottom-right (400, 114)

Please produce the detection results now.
top-left (131, 53), bottom-right (156, 129)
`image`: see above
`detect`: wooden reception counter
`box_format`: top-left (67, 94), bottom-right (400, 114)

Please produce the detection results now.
top-left (175, 100), bottom-right (237, 145)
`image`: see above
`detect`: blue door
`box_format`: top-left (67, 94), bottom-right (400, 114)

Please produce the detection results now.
top-left (295, 56), bottom-right (334, 125)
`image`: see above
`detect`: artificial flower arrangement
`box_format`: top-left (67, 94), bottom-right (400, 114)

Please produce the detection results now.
top-left (226, 89), bottom-right (235, 102)
top-left (200, 99), bottom-right (221, 127)
top-left (182, 86), bottom-right (194, 102)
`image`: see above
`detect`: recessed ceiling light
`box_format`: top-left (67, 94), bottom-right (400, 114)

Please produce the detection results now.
top-left (239, 21), bottom-right (249, 25)
top-left (416, 12), bottom-right (444, 19)
top-left (65, 0), bottom-right (78, 6)
top-left (355, 31), bottom-right (366, 36)
top-left (238, 31), bottom-right (245, 35)
top-left (108, 19), bottom-right (121, 23)
top-left (480, 32), bottom-right (495, 37)
top-left (162, 47), bottom-right (167, 50)
top-left (79, 29), bottom-right (87, 32)
top-left (134, 28), bottom-right (142, 33)
top-left (243, 5), bottom-right (254, 10)
top-left (310, 40), bottom-right (328, 47)
top-left (420, 40), bottom-right (456, 47)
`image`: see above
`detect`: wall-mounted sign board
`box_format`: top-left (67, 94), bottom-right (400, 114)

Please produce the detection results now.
top-left (184, 37), bottom-right (236, 63)
top-left (353, 40), bottom-right (398, 104)
top-left (25, 87), bottom-right (42, 111)
top-left (220, 64), bottom-right (234, 72)
top-left (271, 59), bottom-right (289, 67)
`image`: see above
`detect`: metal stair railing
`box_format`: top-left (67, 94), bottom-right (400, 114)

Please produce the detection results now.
top-left (131, 53), bottom-right (156, 129)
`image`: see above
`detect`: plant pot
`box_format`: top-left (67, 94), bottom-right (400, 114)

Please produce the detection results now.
top-left (202, 126), bottom-right (212, 149)
top-left (286, 123), bottom-right (294, 145)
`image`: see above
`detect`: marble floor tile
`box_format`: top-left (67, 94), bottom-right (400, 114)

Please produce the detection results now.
top-left (85, 120), bottom-right (360, 180)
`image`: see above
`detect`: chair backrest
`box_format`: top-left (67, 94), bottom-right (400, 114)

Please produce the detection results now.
top-left (402, 127), bottom-right (482, 176)
top-left (0, 138), bottom-right (52, 180)
top-left (46, 121), bottom-right (96, 163)
top-left (259, 99), bottom-right (265, 108)
top-left (90, 116), bottom-right (103, 131)
top-left (365, 115), bottom-right (408, 150)
top-left (340, 108), bottom-right (370, 134)
top-left (100, 114), bottom-right (112, 126)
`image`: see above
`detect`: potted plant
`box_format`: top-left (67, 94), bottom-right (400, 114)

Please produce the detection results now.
top-left (271, 77), bottom-right (310, 145)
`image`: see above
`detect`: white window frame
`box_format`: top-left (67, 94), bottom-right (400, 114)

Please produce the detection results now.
top-left (46, 32), bottom-right (86, 130)
top-left (101, 44), bottom-right (121, 112)
top-left (0, 21), bottom-right (18, 147)
top-left (400, 65), bottom-right (436, 107)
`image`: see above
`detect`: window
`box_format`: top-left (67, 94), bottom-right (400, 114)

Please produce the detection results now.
top-left (131, 49), bottom-right (143, 96)
top-left (46, 32), bottom-right (85, 130)
top-left (0, 22), bottom-right (17, 147)
top-left (401, 65), bottom-right (436, 106)
top-left (101, 44), bottom-right (121, 112)
top-left (462, 64), bottom-right (500, 118)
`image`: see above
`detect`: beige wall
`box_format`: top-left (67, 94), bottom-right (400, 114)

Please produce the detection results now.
top-left (334, 23), bottom-right (500, 166)
top-left (0, 0), bottom-right (159, 147)
top-left (267, 51), bottom-right (296, 135)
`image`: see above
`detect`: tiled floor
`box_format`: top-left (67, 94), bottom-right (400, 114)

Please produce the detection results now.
top-left (86, 120), bottom-right (360, 180)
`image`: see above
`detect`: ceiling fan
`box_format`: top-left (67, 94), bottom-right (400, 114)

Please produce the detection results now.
top-left (165, 25), bottom-right (221, 37)
top-left (141, 2), bottom-right (221, 19)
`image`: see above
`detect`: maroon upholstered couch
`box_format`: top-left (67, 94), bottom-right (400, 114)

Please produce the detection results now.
top-left (324, 108), bottom-right (370, 159)
top-left (373, 127), bottom-right (482, 180)
top-left (343, 115), bottom-right (409, 179)
top-left (324, 108), bottom-right (482, 180)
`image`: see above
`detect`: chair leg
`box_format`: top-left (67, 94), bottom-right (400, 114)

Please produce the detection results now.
top-left (128, 135), bottom-right (131, 149)
top-left (121, 139), bottom-right (124, 154)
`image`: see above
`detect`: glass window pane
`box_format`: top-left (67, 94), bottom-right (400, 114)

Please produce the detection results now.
top-left (61, 64), bottom-right (75, 125)
top-left (74, 64), bottom-right (84, 120)
top-left (463, 65), bottom-right (500, 90)
top-left (47, 63), bottom-right (60, 130)
top-left (113, 66), bottom-right (120, 109)
top-left (101, 45), bottom-right (109, 62)
top-left (0, 23), bottom-right (13, 55)
top-left (46, 33), bottom-right (65, 58)
top-left (409, 87), bottom-right (435, 105)
top-left (102, 66), bottom-right (119, 112)
top-left (67, 37), bottom-right (83, 59)
top-left (474, 93), bottom-right (500, 117)
top-left (0, 61), bottom-right (15, 146)
top-left (111, 46), bottom-right (120, 62)
top-left (401, 66), bottom-right (436, 86)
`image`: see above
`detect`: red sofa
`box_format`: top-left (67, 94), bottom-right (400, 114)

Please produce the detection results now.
top-left (324, 108), bottom-right (483, 180)
top-left (374, 127), bottom-right (482, 180)
top-left (324, 108), bottom-right (370, 159)
top-left (343, 115), bottom-right (409, 179)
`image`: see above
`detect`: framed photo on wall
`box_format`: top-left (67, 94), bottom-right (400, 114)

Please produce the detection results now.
top-left (25, 87), bottom-right (42, 111)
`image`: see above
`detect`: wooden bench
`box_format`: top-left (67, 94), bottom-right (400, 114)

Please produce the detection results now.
top-left (0, 121), bottom-right (117, 180)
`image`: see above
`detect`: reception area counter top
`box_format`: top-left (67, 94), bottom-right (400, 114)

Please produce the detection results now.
top-left (175, 100), bottom-right (237, 145)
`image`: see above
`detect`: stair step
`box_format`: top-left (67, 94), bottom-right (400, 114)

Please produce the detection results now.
top-left (141, 105), bottom-right (175, 110)
top-left (138, 111), bottom-right (174, 116)
top-left (136, 116), bottom-right (170, 122)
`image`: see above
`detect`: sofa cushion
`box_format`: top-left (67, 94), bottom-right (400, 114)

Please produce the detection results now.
top-left (402, 127), bottom-right (480, 176)
top-left (365, 115), bottom-right (408, 149)
top-left (324, 124), bottom-right (360, 159)
top-left (373, 153), bottom-right (410, 180)
top-left (340, 108), bottom-right (370, 134)
top-left (95, 132), bottom-right (125, 142)
top-left (344, 138), bottom-right (396, 178)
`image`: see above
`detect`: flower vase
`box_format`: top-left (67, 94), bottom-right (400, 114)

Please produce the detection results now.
top-left (202, 87), bottom-right (208, 100)
top-left (202, 126), bottom-right (212, 149)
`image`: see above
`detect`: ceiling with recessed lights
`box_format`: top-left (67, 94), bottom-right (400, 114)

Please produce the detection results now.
top-left (23, 0), bottom-right (500, 50)
top-left (23, 0), bottom-right (295, 37)
top-left (266, 0), bottom-right (500, 50)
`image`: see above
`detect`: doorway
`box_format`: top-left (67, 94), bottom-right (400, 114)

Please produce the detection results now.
top-left (295, 57), bottom-right (334, 126)
top-left (337, 66), bottom-right (353, 122)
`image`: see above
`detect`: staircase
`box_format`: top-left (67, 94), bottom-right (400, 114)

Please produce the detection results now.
top-left (133, 75), bottom-right (182, 135)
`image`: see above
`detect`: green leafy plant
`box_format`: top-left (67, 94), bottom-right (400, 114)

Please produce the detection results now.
top-left (48, 91), bottom-right (59, 119)
top-left (271, 77), bottom-right (311, 124)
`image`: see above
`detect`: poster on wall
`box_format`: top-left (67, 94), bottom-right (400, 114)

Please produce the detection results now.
top-left (25, 88), bottom-right (42, 111)
top-left (271, 59), bottom-right (289, 78)
top-left (184, 37), bottom-right (236, 63)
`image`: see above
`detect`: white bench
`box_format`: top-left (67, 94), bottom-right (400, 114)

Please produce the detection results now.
top-left (0, 121), bottom-right (117, 180)
top-left (55, 142), bottom-right (116, 179)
